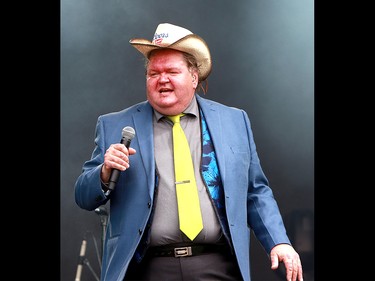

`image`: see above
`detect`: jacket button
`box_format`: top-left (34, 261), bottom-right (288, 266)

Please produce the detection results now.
top-left (138, 229), bottom-right (142, 235)
top-left (147, 202), bottom-right (151, 208)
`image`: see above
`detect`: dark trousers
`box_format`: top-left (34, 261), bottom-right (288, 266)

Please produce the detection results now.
top-left (124, 251), bottom-right (243, 281)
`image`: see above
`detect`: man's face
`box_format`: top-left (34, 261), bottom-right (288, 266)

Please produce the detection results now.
top-left (146, 49), bottom-right (198, 116)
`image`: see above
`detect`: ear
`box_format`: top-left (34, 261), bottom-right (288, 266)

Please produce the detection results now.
top-left (192, 73), bottom-right (198, 88)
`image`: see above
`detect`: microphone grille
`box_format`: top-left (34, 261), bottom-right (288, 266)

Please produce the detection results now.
top-left (122, 126), bottom-right (135, 140)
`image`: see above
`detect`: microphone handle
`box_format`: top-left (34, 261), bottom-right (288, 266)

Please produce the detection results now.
top-left (107, 137), bottom-right (132, 191)
top-left (108, 170), bottom-right (120, 191)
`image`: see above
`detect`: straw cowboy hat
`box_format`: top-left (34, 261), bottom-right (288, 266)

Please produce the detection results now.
top-left (129, 23), bottom-right (212, 81)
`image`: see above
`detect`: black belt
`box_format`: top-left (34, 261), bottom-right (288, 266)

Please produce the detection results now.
top-left (147, 243), bottom-right (229, 258)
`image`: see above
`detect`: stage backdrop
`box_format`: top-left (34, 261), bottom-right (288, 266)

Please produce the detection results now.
top-left (61, 0), bottom-right (314, 280)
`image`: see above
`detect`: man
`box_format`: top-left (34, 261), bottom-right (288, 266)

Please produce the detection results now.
top-left (75, 23), bottom-right (304, 281)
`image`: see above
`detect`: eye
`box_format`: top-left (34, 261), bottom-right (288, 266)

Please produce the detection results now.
top-left (167, 68), bottom-right (181, 75)
top-left (147, 72), bottom-right (159, 79)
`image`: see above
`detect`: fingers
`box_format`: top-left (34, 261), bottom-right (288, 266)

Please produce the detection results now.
top-left (296, 258), bottom-right (303, 281)
top-left (284, 256), bottom-right (303, 281)
top-left (104, 144), bottom-right (131, 171)
top-left (128, 147), bottom-right (137, 155)
top-left (285, 257), bottom-right (294, 281)
top-left (270, 245), bottom-right (303, 281)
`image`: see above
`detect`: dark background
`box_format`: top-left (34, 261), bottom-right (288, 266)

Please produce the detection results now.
top-left (60, 0), bottom-right (314, 280)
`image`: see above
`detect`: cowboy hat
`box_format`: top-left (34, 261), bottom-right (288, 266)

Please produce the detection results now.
top-left (129, 23), bottom-right (212, 81)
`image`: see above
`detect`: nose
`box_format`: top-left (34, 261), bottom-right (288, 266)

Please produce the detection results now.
top-left (159, 73), bottom-right (169, 83)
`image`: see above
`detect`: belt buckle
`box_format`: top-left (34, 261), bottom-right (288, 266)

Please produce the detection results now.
top-left (174, 246), bottom-right (192, 257)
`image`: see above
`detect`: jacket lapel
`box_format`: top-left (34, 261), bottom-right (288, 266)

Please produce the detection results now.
top-left (133, 102), bottom-right (156, 198)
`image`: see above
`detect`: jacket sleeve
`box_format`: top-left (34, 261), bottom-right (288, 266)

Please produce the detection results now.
top-left (243, 109), bottom-right (291, 254)
top-left (74, 117), bottom-right (110, 211)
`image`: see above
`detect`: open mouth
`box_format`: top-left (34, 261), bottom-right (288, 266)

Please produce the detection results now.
top-left (159, 88), bottom-right (173, 94)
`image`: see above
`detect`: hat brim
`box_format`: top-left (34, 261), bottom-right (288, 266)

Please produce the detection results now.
top-left (130, 34), bottom-right (211, 81)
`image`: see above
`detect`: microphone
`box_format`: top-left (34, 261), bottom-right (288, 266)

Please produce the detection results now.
top-left (75, 236), bottom-right (87, 281)
top-left (107, 126), bottom-right (136, 192)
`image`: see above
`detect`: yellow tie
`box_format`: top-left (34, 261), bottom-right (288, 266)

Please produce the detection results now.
top-left (168, 114), bottom-right (203, 241)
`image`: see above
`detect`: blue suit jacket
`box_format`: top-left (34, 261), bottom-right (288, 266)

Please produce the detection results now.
top-left (75, 94), bottom-right (291, 281)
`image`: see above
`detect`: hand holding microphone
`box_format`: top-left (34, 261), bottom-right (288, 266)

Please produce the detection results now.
top-left (103, 127), bottom-right (136, 195)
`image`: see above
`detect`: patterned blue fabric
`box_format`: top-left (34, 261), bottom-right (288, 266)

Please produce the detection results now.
top-left (200, 110), bottom-right (231, 246)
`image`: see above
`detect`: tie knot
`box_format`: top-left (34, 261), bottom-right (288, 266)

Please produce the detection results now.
top-left (167, 113), bottom-right (185, 124)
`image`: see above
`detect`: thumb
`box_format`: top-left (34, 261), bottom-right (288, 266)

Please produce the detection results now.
top-left (270, 251), bottom-right (279, 270)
